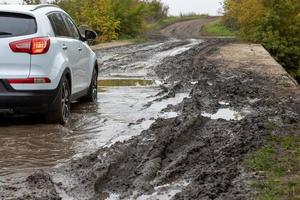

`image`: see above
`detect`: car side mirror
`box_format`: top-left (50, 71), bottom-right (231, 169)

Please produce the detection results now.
top-left (84, 30), bottom-right (97, 41)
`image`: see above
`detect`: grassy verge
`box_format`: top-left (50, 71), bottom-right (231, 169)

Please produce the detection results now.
top-left (200, 18), bottom-right (236, 37)
top-left (244, 130), bottom-right (300, 200)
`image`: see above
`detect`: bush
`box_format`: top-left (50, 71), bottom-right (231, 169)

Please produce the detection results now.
top-left (143, 0), bottom-right (168, 24)
top-left (54, 0), bottom-right (119, 42)
top-left (223, 0), bottom-right (300, 81)
top-left (110, 0), bottom-right (144, 38)
top-left (55, 0), bottom-right (168, 42)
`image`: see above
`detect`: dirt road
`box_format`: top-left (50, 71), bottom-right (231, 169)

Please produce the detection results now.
top-left (160, 17), bottom-right (218, 38)
top-left (0, 19), bottom-right (299, 200)
top-left (0, 39), bottom-right (197, 177)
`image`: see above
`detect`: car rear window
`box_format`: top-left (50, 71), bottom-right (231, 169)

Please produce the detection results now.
top-left (0, 12), bottom-right (37, 38)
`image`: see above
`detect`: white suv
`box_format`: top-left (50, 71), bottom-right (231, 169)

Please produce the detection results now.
top-left (0, 4), bottom-right (98, 124)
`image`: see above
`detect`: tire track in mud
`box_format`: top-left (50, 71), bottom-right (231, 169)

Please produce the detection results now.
top-left (0, 39), bottom-right (203, 199)
top-left (1, 39), bottom-right (298, 200)
top-left (159, 17), bottom-right (218, 39)
top-left (0, 39), bottom-right (200, 178)
top-left (96, 38), bottom-right (202, 78)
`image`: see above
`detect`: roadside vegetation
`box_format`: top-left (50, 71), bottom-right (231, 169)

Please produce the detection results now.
top-left (222, 0), bottom-right (300, 82)
top-left (200, 18), bottom-right (236, 37)
top-left (244, 121), bottom-right (300, 200)
top-left (221, 1), bottom-right (300, 197)
top-left (29, 0), bottom-right (208, 43)
top-left (53, 0), bottom-right (168, 42)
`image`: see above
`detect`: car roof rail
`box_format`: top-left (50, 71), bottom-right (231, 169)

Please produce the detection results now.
top-left (31, 4), bottom-right (59, 11)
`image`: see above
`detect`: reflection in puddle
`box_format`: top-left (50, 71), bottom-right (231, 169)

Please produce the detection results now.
top-left (201, 108), bottom-right (244, 121)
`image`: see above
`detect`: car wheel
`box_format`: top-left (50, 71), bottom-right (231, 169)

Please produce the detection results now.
top-left (83, 67), bottom-right (98, 102)
top-left (46, 76), bottom-right (71, 125)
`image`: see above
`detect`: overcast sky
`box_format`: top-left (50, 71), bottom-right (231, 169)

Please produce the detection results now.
top-left (0, 0), bottom-right (48, 4)
top-left (1, 0), bottom-right (224, 16)
top-left (0, 0), bottom-right (23, 4)
top-left (161, 0), bottom-right (223, 16)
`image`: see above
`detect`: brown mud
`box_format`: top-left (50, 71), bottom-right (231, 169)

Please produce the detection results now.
top-left (0, 20), bottom-right (299, 200)
top-left (159, 16), bottom-right (219, 39)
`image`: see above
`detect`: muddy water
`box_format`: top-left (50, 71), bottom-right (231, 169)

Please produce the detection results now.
top-left (0, 39), bottom-right (201, 178)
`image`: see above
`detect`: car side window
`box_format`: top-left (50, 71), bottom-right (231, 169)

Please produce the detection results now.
top-left (62, 14), bottom-right (80, 40)
top-left (48, 13), bottom-right (70, 37)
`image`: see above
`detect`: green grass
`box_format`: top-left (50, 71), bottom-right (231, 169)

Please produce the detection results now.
top-left (244, 134), bottom-right (300, 200)
top-left (201, 18), bottom-right (236, 37)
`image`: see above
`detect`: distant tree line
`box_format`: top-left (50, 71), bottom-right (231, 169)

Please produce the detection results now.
top-left (23, 0), bottom-right (41, 4)
top-left (52, 0), bottom-right (168, 42)
top-left (223, 0), bottom-right (300, 81)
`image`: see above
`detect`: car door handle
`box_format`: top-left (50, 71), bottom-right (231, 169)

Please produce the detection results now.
top-left (78, 47), bottom-right (82, 52)
top-left (62, 45), bottom-right (68, 50)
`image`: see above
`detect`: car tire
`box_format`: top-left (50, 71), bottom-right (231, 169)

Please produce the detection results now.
top-left (82, 67), bottom-right (98, 103)
top-left (45, 76), bottom-right (71, 125)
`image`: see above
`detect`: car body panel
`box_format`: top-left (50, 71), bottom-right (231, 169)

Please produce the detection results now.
top-left (0, 4), bottom-right (97, 112)
top-left (0, 36), bottom-right (32, 79)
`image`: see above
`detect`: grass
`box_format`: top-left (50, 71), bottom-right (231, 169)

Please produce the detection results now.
top-left (244, 133), bottom-right (300, 200)
top-left (200, 18), bottom-right (236, 37)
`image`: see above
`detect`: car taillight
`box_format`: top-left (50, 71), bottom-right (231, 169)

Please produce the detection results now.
top-left (8, 78), bottom-right (51, 84)
top-left (9, 37), bottom-right (50, 54)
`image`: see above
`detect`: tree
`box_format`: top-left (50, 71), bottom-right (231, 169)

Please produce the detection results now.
top-left (81, 0), bottom-right (119, 41)
top-left (55, 0), bottom-right (169, 42)
top-left (55, 0), bottom-right (119, 42)
top-left (223, 0), bottom-right (300, 80)
top-left (110, 0), bottom-right (145, 37)
top-left (143, 0), bottom-right (169, 23)
top-left (23, 0), bottom-right (41, 4)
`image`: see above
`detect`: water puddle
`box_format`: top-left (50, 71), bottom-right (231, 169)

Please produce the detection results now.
top-left (97, 39), bottom-right (203, 78)
top-left (201, 108), bottom-right (244, 121)
top-left (219, 101), bottom-right (230, 105)
top-left (94, 88), bottom-right (188, 148)
top-left (106, 180), bottom-right (189, 200)
top-left (0, 85), bottom-right (188, 176)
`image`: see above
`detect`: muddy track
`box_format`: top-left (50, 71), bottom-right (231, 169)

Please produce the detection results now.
top-left (159, 17), bottom-right (218, 39)
top-left (0, 20), bottom-right (299, 200)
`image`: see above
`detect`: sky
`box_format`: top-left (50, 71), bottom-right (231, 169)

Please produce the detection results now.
top-left (0, 0), bottom-right (26, 4)
top-left (160, 0), bottom-right (223, 16)
top-left (0, 0), bottom-right (47, 4)
top-left (0, 0), bottom-right (224, 16)
top-left (0, 0), bottom-right (23, 4)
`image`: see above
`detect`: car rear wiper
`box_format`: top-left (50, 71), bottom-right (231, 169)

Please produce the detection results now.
top-left (0, 32), bottom-right (12, 35)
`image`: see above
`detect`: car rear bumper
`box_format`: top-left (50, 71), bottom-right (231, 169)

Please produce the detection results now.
top-left (0, 80), bottom-right (58, 113)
